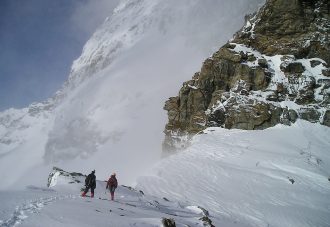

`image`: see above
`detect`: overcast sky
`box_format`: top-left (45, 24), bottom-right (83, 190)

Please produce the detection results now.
top-left (0, 0), bottom-right (118, 111)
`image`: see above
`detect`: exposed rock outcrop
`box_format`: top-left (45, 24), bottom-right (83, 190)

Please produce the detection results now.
top-left (164, 0), bottom-right (330, 152)
top-left (47, 166), bottom-right (85, 187)
top-left (161, 218), bottom-right (176, 227)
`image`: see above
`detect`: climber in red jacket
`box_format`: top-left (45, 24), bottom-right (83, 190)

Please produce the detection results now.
top-left (106, 173), bottom-right (118, 201)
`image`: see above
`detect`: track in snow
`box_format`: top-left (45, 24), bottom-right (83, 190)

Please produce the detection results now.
top-left (0, 195), bottom-right (64, 227)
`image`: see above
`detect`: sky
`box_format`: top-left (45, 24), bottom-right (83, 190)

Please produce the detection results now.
top-left (0, 0), bottom-right (118, 111)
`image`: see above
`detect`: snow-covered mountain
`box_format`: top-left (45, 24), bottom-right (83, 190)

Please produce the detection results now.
top-left (0, 0), bottom-right (265, 189)
top-left (1, 0), bottom-right (330, 226)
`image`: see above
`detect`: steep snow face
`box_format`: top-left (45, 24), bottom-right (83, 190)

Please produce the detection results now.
top-left (0, 0), bottom-right (265, 189)
top-left (66, 0), bottom-right (266, 91)
top-left (0, 107), bottom-right (55, 188)
top-left (137, 121), bottom-right (330, 227)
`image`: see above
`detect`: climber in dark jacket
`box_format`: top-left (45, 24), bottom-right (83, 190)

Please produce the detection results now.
top-left (81, 170), bottom-right (96, 198)
top-left (106, 173), bottom-right (118, 200)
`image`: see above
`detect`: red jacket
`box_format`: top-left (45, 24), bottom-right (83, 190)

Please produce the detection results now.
top-left (107, 175), bottom-right (118, 188)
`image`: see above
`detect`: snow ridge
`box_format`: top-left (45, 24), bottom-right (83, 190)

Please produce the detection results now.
top-left (0, 168), bottom-right (216, 227)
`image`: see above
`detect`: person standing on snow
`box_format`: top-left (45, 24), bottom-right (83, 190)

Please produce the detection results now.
top-left (82, 170), bottom-right (96, 198)
top-left (106, 173), bottom-right (118, 200)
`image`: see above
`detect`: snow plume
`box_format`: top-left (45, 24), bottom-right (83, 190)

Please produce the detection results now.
top-left (69, 0), bottom-right (120, 37)
top-left (0, 0), bottom-right (265, 189)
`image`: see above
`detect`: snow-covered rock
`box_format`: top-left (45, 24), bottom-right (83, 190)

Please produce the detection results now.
top-left (163, 0), bottom-right (330, 152)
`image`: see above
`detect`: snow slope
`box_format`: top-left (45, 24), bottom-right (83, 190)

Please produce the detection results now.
top-left (137, 121), bottom-right (330, 227)
top-left (0, 171), bottom-right (215, 227)
top-left (1, 121), bottom-right (328, 227)
top-left (0, 0), bottom-right (265, 189)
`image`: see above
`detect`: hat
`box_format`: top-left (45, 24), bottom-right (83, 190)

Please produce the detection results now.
top-left (92, 170), bottom-right (95, 173)
top-left (112, 172), bottom-right (116, 176)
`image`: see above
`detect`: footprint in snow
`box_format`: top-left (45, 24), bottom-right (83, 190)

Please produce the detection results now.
top-left (0, 197), bottom-right (59, 227)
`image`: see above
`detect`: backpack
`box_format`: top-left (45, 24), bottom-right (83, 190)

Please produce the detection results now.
top-left (85, 174), bottom-right (91, 186)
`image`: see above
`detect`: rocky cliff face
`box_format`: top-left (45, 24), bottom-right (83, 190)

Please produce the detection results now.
top-left (163, 0), bottom-right (330, 152)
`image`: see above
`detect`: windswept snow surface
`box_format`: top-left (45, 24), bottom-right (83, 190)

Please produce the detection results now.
top-left (1, 122), bottom-right (328, 227)
top-left (0, 0), bottom-right (265, 189)
top-left (137, 121), bottom-right (330, 227)
top-left (0, 177), bottom-right (214, 227)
